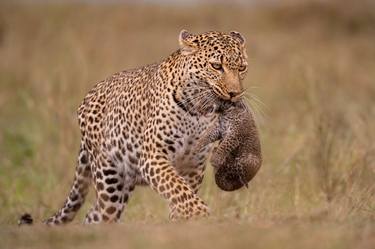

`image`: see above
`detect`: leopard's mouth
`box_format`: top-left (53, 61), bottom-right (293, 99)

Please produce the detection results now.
top-left (209, 83), bottom-right (244, 104)
top-left (206, 88), bottom-right (235, 113)
top-left (195, 80), bottom-right (238, 114)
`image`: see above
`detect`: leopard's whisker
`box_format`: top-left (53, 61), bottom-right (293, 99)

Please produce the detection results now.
top-left (176, 88), bottom-right (210, 108)
top-left (180, 88), bottom-right (213, 119)
top-left (243, 95), bottom-right (266, 121)
top-left (244, 91), bottom-right (268, 110)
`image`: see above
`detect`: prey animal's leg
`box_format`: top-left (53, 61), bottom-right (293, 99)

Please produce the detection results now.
top-left (194, 122), bottom-right (221, 155)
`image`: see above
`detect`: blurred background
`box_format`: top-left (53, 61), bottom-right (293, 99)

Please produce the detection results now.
top-left (0, 0), bottom-right (374, 248)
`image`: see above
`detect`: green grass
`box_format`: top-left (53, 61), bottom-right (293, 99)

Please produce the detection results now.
top-left (0, 1), bottom-right (374, 248)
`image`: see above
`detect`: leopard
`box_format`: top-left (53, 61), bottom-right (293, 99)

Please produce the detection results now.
top-left (38, 30), bottom-right (249, 225)
top-left (194, 102), bottom-right (262, 192)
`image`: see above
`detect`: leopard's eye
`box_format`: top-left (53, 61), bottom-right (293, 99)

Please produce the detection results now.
top-left (238, 65), bottom-right (247, 72)
top-left (210, 63), bottom-right (223, 72)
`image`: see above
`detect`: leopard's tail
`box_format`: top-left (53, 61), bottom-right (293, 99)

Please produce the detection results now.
top-left (18, 146), bottom-right (91, 226)
top-left (43, 143), bottom-right (92, 225)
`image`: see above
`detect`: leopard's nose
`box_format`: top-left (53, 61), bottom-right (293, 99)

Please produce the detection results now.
top-left (228, 91), bottom-right (243, 102)
top-left (228, 91), bottom-right (238, 98)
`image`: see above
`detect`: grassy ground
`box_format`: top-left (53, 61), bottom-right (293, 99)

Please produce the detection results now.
top-left (0, 1), bottom-right (374, 248)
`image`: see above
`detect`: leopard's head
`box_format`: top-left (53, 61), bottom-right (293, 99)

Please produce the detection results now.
top-left (179, 30), bottom-right (248, 104)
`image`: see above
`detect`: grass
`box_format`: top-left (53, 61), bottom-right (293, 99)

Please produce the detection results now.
top-left (0, 1), bottom-right (374, 248)
top-left (1, 220), bottom-right (373, 249)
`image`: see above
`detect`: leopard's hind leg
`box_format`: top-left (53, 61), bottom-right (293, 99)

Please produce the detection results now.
top-left (83, 152), bottom-right (136, 224)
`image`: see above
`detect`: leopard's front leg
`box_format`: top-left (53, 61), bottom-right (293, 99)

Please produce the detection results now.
top-left (140, 128), bottom-right (210, 220)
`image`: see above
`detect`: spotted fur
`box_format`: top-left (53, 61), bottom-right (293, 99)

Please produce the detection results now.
top-left (43, 30), bottom-right (249, 224)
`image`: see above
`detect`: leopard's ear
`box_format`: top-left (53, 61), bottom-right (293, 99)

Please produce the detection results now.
top-left (179, 30), bottom-right (198, 55)
top-left (229, 31), bottom-right (245, 46)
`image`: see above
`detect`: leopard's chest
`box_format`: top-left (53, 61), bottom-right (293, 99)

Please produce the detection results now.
top-left (169, 113), bottom-right (219, 169)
